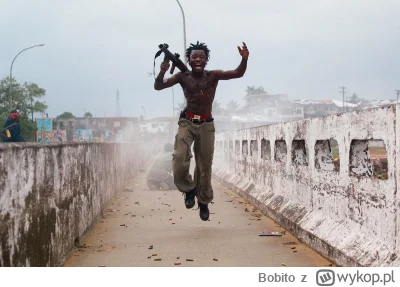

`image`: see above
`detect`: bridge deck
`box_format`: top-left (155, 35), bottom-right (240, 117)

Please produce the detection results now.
top-left (65, 160), bottom-right (332, 267)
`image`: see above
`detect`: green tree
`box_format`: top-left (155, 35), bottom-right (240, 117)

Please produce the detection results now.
top-left (246, 85), bottom-right (265, 96)
top-left (226, 100), bottom-right (239, 112)
top-left (57, 112), bottom-right (75, 119)
top-left (0, 77), bottom-right (48, 141)
top-left (84, 112), bottom-right (93, 118)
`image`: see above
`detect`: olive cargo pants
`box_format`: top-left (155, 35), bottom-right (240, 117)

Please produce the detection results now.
top-left (172, 118), bottom-right (215, 204)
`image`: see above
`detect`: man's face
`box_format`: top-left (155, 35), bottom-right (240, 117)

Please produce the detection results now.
top-left (189, 50), bottom-right (207, 72)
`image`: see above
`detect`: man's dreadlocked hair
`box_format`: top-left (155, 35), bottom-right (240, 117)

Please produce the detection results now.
top-left (185, 41), bottom-right (210, 63)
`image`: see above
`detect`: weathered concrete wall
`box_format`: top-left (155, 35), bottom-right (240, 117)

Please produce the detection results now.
top-left (0, 142), bottom-right (150, 267)
top-left (214, 104), bottom-right (400, 267)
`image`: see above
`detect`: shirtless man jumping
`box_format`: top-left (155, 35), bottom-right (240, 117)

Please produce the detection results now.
top-left (154, 41), bottom-right (249, 221)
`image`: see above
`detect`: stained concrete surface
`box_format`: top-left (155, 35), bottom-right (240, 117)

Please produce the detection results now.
top-left (65, 160), bottom-right (332, 267)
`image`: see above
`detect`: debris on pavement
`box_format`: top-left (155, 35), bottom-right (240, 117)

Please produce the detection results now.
top-left (148, 245), bottom-right (153, 250)
top-left (282, 242), bottom-right (297, 246)
top-left (213, 258), bottom-right (218, 261)
top-left (186, 259), bottom-right (194, 262)
top-left (120, 224), bottom-right (126, 227)
top-left (282, 263), bottom-right (287, 266)
top-left (154, 258), bottom-right (162, 261)
top-left (259, 231), bottom-right (282, 236)
top-left (174, 262), bottom-right (181, 265)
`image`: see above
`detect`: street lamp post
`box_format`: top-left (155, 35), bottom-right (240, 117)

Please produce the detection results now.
top-left (141, 106), bottom-right (147, 119)
top-left (9, 44), bottom-right (45, 109)
top-left (172, 86), bottom-right (175, 118)
top-left (175, 0), bottom-right (187, 66)
top-left (100, 108), bottom-right (106, 128)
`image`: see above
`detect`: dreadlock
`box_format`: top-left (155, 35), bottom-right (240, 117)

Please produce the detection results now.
top-left (185, 41), bottom-right (210, 63)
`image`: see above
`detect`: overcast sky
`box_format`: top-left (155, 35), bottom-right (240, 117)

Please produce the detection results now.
top-left (1, 0), bottom-right (399, 119)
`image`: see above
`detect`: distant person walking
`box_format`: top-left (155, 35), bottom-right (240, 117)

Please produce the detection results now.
top-left (146, 143), bottom-right (175, 191)
top-left (1, 112), bottom-right (25, 142)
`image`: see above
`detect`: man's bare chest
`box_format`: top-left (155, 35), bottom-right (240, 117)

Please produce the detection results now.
top-left (181, 72), bottom-right (217, 93)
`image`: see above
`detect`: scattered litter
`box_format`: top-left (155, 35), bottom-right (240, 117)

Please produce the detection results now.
top-left (120, 224), bottom-right (126, 227)
top-left (174, 262), bottom-right (181, 265)
top-left (186, 259), bottom-right (194, 262)
top-left (152, 254), bottom-right (157, 256)
top-left (149, 245), bottom-right (153, 250)
top-left (105, 209), bottom-right (117, 212)
top-left (291, 247), bottom-right (296, 250)
top-left (283, 242), bottom-right (297, 246)
top-left (176, 256), bottom-right (180, 259)
top-left (282, 263), bottom-right (287, 267)
top-left (259, 231), bottom-right (282, 237)
top-left (154, 258), bottom-right (162, 261)
top-left (213, 258), bottom-right (218, 261)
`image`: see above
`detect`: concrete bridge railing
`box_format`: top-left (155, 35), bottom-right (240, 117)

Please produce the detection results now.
top-left (213, 104), bottom-right (400, 267)
top-left (0, 142), bottom-right (152, 267)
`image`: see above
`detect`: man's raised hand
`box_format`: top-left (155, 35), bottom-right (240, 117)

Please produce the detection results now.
top-left (237, 42), bottom-right (249, 59)
top-left (160, 61), bottom-right (170, 73)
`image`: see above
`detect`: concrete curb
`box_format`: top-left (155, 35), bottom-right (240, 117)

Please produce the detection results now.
top-left (213, 168), bottom-right (399, 267)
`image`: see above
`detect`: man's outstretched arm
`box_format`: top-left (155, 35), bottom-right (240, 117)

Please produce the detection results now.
top-left (214, 42), bottom-right (249, 80)
top-left (154, 62), bottom-right (181, 90)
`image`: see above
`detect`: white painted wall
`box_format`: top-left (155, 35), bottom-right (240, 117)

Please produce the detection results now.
top-left (214, 104), bottom-right (399, 266)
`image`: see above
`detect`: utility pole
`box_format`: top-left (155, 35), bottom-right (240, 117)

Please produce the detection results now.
top-left (339, 86), bottom-right (347, 112)
top-left (396, 90), bottom-right (400, 103)
top-left (116, 89), bottom-right (121, 117)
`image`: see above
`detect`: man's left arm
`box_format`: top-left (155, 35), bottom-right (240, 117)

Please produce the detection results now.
top-left (213, 42), bottom-right (249, 80)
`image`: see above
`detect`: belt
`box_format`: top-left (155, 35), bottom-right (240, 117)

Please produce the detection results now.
top-left (184, 112), bottom-right (213, 124)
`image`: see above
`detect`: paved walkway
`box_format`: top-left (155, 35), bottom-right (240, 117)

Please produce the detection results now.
top-left (65, 159), bottom-right (332, 267)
